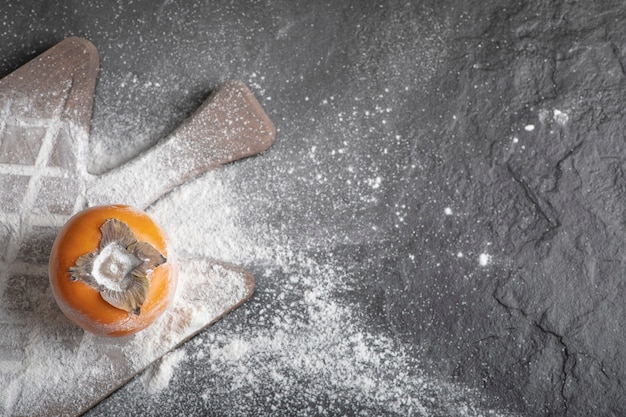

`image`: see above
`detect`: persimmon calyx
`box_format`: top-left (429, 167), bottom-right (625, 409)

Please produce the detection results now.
top-left (68, 218), bottom-right (166, 315)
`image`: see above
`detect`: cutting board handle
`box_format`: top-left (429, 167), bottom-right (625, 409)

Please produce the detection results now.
top-left (86, 81), bottom-right (275, 209)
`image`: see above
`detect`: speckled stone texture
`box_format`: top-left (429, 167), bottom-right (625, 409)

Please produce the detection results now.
top-left (419, 2), bottom-right (626, 415)
top-left (2, 1), bottom-right (626, 416)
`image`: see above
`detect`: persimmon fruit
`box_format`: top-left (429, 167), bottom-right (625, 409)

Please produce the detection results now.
top-left (49, 205), bottom-right (177, 337)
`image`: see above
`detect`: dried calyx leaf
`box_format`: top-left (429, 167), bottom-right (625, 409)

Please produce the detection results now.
top-left (101, 274), bottom-right (149, 314)
top-left (127, 241), bottom-right (166, 276)
top-left (100, 218), bottom-right (137, 248)
top-left (68, 219), bottom-right (166, 315)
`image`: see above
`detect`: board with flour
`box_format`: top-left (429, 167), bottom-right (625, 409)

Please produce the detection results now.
top-left (0, 37), bottom-right (275, 416)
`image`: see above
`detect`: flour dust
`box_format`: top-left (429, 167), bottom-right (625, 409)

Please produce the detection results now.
top-left (88, 167), bottom-right (515, 417)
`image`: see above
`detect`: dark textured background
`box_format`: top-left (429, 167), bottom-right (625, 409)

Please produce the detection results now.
top-left (3, 1), bottom-right (626, 416)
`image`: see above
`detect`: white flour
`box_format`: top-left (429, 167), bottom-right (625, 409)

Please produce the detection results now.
top-left (140, 348), bottom-right (186, 394)
top-left (96, 164), bottom-right (512, 417)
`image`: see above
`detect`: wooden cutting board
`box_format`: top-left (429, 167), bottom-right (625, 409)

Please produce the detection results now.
top-left (0, 37), bottom-right (274, 416)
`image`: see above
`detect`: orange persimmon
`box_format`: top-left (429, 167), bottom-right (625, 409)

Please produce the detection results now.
top-left (49, 205), bottom-right (177, 337)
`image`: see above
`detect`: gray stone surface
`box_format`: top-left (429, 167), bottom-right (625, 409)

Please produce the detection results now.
top-left (3, 0), bottom-right (626, 415)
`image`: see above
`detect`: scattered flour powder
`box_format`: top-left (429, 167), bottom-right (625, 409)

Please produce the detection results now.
top-left (140, 348), bottom-right (186, 394)
top-left (82, 165), bottom-right (515, 417)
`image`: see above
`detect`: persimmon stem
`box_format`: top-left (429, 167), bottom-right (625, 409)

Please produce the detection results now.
top-left (92, 243), bottom-right (141, 292)
top-left (68, 219), bottom-right (166, 314)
